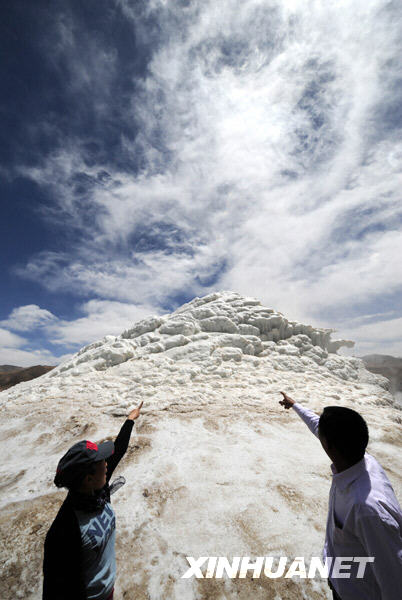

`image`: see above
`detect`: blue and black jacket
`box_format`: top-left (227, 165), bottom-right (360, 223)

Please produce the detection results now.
top-left (42, 419), bottom-right (134, 600)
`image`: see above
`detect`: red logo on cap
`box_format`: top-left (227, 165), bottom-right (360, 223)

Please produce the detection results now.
top-left (86, 441), bottom-right (98, 451)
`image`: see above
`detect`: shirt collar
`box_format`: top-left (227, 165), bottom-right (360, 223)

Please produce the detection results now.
top-left (331, 456), bottom-right (367, 491)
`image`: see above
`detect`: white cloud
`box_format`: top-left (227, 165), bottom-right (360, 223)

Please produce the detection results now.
top-left (352, 340), bottom-right (402, 358)
top-left (0, 300), bottom-right (156, 365)
top-left (343, 311), bottom-right (397, 326)
top-left (0, 328), bottom-right (26, 349)
top-left (336, 316), bottom-right (402, 357)
top-left (13, 0), bottom-right (402, 355)
top-left (0, 300), bottom-right (159, 364)
top-left (0, 347), bottom-right (71, 369)
top-left (47, 299), bottom-right (160, 346)
top-left (0, 325), bottom-right (72, 368)
top-left (1, 305), bottom-right (57, 332)
top-left (0, 315), bottom-right (69, 368)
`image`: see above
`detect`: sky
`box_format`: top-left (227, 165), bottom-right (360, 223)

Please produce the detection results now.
top-left (1, 0), bottom-right (402, 367)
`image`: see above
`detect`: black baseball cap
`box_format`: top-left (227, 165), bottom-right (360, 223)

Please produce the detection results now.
top-left (54, 439), bottom-right (114, 488)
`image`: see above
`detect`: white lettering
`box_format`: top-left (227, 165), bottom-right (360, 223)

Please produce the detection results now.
top-left (354, 557), bottom-right (375, 578)
top-left (181, 555), bottom-right (368, 579)
top-left (205, 557), bottom-right (217, 578)
top-left (264, 556), bottom-right (288, 578)
top-left (215, 557), bottom-right (241, 578)
top-left (181, 556), bottom-right (208, 579)
top-left (332, 557), bottom-right (353, 579)
top-left (307, 556), bottom-right (333, 578)
top-left (285, 557), bottom-right (307, 578)
top-left (239, 556), bottom-right (264, 578)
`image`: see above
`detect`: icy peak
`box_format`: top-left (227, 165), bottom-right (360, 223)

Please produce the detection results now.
top-left (46, 291), bottom-right (362, 383)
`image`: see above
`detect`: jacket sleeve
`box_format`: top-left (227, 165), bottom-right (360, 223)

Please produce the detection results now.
top-left (106, 419), bottom-right (134, 482)
top-left (42, 503), bottom-right (86, 600)
top-left (292, 403), bottom-right (320, 438)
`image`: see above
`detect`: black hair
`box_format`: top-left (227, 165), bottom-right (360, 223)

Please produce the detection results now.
top-left (318, 406), bottom-right (369, 463)
top-left (54, 463), bottom-right (97, 491)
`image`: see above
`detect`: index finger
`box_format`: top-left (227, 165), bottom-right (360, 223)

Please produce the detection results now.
top-left (138, 401), bottom-right (144, 409)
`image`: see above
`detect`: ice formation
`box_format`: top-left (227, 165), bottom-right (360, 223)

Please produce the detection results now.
top-left (0, 292), bottom-right (401, 600)
top-left (44, 291), bottom-right (365, 381)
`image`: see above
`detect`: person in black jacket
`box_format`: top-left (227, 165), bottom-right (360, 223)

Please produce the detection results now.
top-left (42, 402), bottom-right (143, 600)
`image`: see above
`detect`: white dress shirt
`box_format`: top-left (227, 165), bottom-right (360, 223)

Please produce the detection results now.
top-left (292, 402), bottom-right (402, 600)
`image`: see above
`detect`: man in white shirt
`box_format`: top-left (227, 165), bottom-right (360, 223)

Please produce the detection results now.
top-left (279, 391), bottom-right (402, 600)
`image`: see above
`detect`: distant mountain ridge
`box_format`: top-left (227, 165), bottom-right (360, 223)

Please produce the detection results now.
top-left (0, 365), bottom-right (24, 373)
top-left (361, 354), bottom-right (402, 395)
top-left (0, 365), bottom-right (54, 391)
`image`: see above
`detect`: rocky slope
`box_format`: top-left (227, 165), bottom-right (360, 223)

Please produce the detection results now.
top-left (0, 365), bottom-right (54, 391)
top-left (0, 292), bottom-right (401, 600)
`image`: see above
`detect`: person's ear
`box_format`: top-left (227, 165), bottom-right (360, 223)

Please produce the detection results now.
top-left (82, 473), bottom-right (93, 486)
top-left (319, 432), bottom-right (330, 452)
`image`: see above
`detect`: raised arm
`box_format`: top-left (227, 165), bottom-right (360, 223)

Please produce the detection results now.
top-left (279, 391), bottom-right (320, 438)
top-left (106, 401), bottom-right (143, 482)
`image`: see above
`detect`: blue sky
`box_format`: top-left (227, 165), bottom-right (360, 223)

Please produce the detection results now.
top-left (1, 0), bottom-right (402, 366)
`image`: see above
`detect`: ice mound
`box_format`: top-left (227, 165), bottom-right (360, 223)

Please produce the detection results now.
top-left (42, 291), bottom-right (372, 386)
top-left (0, 291), bottom-right (401, 600)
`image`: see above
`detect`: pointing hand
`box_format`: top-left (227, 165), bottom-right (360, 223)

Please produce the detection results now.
top-left (279, 391), bottom-right (295, 410)
top-left (127, 401), bottom-right (144, 421)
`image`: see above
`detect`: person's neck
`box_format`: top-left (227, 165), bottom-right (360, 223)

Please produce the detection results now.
top-left (77, 484), bottom-right (95, 496)
top-left (332, 454), bottom-right (362, 473)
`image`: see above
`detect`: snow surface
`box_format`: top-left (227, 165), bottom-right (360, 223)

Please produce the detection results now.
top-left (0, 292), bottom-right (401, 600)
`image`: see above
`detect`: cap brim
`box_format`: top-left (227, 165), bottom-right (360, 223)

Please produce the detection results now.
top-left (96, 440), bottom-right (114, 460)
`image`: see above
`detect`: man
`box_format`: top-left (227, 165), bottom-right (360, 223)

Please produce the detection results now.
top-left (43, 402), bottom-right (143, 600)
top-left (279, 391), bottom-right (402, 600)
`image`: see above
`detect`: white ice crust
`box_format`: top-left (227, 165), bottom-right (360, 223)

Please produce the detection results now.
top-left (0, 292), bottom-right (401, 600)
top-left (32, 290), bottom-right (367, 381)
